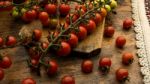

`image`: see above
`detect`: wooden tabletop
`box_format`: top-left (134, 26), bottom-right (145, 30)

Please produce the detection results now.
top-left (0, 0), bottom-right (143, 84)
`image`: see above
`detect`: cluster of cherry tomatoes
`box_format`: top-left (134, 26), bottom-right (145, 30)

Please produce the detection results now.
top-left (0, 0), bottom-right (12, 11)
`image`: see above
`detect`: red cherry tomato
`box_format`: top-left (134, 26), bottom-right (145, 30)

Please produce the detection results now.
top-left (123, 18), bottom-right (133, 30)
top-left (41, 18), bottom-right (50, 27)
top-left (67, 33), bottom-right (78, 48)
top-left (116, 68), bottom-right (129, 82)
top-left (0, 37), bottom-right (4, 47)
top-left (122, 52), bottom-right (134, 65)
top-left (57, 42), bottom-right (71, 56)
top-left (81, 60), bottom-right (93, 73)
top-left (25, 10), bottom-right (37, 21)
top-left (59, 4), bottom-right (70, 16)
top-left (75, 4), bottom-right (87, 12)
top-left (31, 59), bottom-right (39, 66)
top-left (104, 26), bottom-right (115, 37)
top-left (75, 9), bottom-right (85, 18)
top-left (21, 78), bottom-right (36, 84)
top-left (0, 68), bottom-right (4, 81)
top-left (99, 57), bottom-right (111, 73)
top-left (82, 20), bottom-right (96, 34)
top-left (45, 4), bottom-right (57, 15)
top-left (47, 60), bottom-right (58, 75)
top-left (33, 29), bottom-right (42, 41)
top-left (92, 13), bottom-right (103, 25)
top-left (116, 36), bottom-right (126, 48)
top-left (76, 26), bottom-right (87, 40)
top-left (22, 13), bottom-right (31, 22)
top-left (0, 56), bottom-right (12, 69)
top-left (28, 47), bottom-right (41, 60)
top-left (41, 42), bottom-right (49, 50)
top-left (5, 35), bottom-right (17, 46)
top-left (61, 75), bottom-right (75, 84)
top-left (39, 12), bottom-right (49, 22)
top-left (0, 2), bottom-right (4, 7)
top-left (66, 14), bottom-right (78, 24)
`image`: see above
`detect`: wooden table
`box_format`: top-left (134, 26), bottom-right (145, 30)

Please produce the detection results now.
top-left (0, 0), bottom-right (143, 84)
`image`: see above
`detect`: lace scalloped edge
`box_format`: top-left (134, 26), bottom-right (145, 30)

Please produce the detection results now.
top-left (132, 0), bottom-right (150, 83)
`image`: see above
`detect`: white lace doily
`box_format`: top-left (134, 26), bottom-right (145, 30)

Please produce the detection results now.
top-left (132, 0), bottom-right (150, 83)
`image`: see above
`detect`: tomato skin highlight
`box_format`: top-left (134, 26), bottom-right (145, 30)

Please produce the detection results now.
top-left (21, 78), bottom-right (36, 84)
top-left (81, 60), bottom-right (93, 73)
top-left (47, 60), bottom-right (58, 75)
top-left (122, 52), bottom-right (134, 65)
top-left (0, 68), bottom-right (4, 81)
top-left (116, 68), bottom-right (129, 82)
top-left (0, 56), bottom-right (12, 69)
top-left (61, 75), bottom-right (75, 84)
top-left (57, 42), bottom-right (71, 56)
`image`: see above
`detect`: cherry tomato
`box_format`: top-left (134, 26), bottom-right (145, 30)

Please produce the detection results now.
top-left (123, 18), bottom-right (133, 30)
top-left (42, 18), bottom-right (50, 27)
top-left (74, 8), bottom-right (85, 18)
top-left (0, 37), bottom-right (4, 47)
top-left (28, 47), bottom-right (41, 60)
top-left (57, 42), bottom-right (71, 56)
top-left (92, 13), bottom-right (103, 25)
top-left (61, 75), bottom-right (75, 84)
top-left (85, 2), bottom-right (93, 10)
top-left (0, 2), bottom-right (4, 7)
top-left (104, 26), bottom-right (115, 37)
top-left (3, 1), bottom-right (11, 7)
top-left (116, 36), bottom-right (126, 48)
top-left (100, 8), bottom-right (107, 17)
top-left (45, 4), bottom-right (57, 15)
top-left (67, 33), bottom-right (78, 48)
top-left (31, 59), bottom-right (39, 66)
top-left (66, 14), bottom-right (78, 24)
top-left (0, 68), bottom-right (4, 81)
top-left (25, 10), bottom-right (37, 21)
top-left (82, 20), bottom-right (96, 34)
top-left (75, 4), bottom-right (87, 12)
top-left (99, 57), bottom-right (111, 73)
top-left (21, 78), bottom-right (36, 84)
top-left (81, 60), bottom-right (93, 73)
top-left (0, 56), bottom-right (12, 69)
top-left (33, 29), bottom-right (42, 41)
top-left (5, 35), bottom-right (17, 46)
top-left (59, 4), bottom-right (70, 16)
top-left (76, 26), bottom-right (87, 40)
top-left (116, 68), bottom-right (129, 82)
top-left (39, 12), bottom-right (49, 22)
top-left (22, 13), bottom-right (31, 22)
top-left (122, 52), bottom-right (134, 65)
top-left (41, 42), bottom-right (49, 50)
top-left (47, 60), bottom-right (58, 75)
top-left (50, 18), bottom-right (58, 28)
